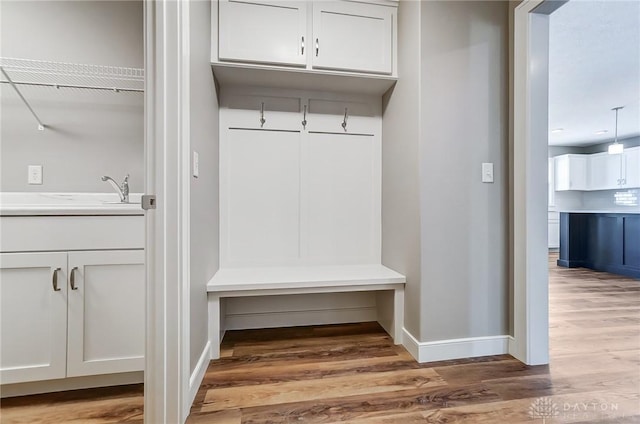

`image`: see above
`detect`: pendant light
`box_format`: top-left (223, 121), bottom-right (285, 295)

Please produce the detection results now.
top-left (608, 106), bottom-right (624, 155)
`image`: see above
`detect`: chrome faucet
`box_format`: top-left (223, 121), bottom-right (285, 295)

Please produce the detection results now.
top-left (101, 174), bottom-right (129, 203)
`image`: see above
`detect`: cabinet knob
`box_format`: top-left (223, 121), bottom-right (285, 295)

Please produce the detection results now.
top-left (52, 267), bottom-right (61, 291)
top-left (302, 104), bottom-right (307, 129)
top-left (259, 102), bottom-right (266, 128)
top-left (315, 38), bottom-right (319, 57)
top-left (301, 36), bottom-right (304, 55)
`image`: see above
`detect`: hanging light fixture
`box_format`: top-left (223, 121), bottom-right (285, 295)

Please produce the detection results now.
top-left (608, 106), bottom-right (624, 155)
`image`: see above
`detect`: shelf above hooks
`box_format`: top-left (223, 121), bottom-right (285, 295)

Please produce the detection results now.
top-left (0, 57), bottom-right (145, 130)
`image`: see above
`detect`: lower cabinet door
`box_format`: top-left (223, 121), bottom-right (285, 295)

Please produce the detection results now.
top-left (0, 252), bottom-right (68, 384)
top-left (66, 250), bottom-right (145, 377)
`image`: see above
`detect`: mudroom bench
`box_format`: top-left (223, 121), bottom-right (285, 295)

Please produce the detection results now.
top-left (207, 264), bottom-right (406, 359)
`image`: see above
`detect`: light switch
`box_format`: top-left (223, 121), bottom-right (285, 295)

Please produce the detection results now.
top-left (193, 151), bottom-right (199, 178)
top-left (482, 163), bottom-right (494, 183)
top-left (28, 165), bottom-right (43, 185)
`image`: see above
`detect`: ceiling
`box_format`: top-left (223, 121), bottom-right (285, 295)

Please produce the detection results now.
top-left (548, 0), bottom-right (640, 147)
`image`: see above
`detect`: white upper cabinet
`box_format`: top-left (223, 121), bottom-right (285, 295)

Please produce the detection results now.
top-left (218, 0), bottom-right (307, 67)
top-left (588, 147), bottom-right (640, 190)
top-left (312, 1), bottom-right (393, 74)
top-left (212, 0), bottom-right (398, 95)
top-left (589, 152), bottom-right (623, 191)
top-left (555, 154), bottom-right (588, 191)
top-left (623, 146), bottom-right (640, 188)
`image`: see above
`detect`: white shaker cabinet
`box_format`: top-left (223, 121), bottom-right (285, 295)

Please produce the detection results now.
top-left (0, 253), bottom-right (68, 384)
top-left (588, 147), bottom-right (640, 190)
top-left (312, 1), bottom-right (393, 74)
top-left (555, 154), bottom-right (588, 191)
top-left (0, 250), bottom-right (144, 385)
top-left (218, 0), bottom-right (307, 67)
top-left (66, 250), bottom-right (145, 377)
top-left (589, 152), bottom-right (622, 190)
top-left (623, 146), bottom-right (640, 188)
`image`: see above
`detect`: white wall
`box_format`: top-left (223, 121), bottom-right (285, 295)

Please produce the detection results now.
top-left (188, 0), bottom-right (219, 374)
top-left (418, 1), bottom-right (509, 342)
top-left (381, 0), bottom-right (423, 338)
top-left (0, 1), bottom-right (144, 193)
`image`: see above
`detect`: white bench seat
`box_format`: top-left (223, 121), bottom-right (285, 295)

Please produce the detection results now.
top-left (207, 264), bottom-right (406, 359)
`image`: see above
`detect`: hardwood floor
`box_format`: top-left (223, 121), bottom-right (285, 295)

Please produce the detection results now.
top-left (2, 254), bottom-right (639, 423)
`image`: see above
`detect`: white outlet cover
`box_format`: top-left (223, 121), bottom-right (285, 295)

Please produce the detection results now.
top-left (193, 151), bottom-right (199, 178)
top-left (28, 165), bottom-right (43, 185)
top-left (482, 162), bottom-right (494, 183)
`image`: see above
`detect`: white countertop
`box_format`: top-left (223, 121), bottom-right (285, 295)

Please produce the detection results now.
top-left (0, 192), bottom-right (145, 216)
top-left (557, 209), bottom-right (640, 214)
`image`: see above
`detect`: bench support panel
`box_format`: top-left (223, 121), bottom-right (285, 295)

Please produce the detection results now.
top-left (208, 285), bottom-right (405, 360)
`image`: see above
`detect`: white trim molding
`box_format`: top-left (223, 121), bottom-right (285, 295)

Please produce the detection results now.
top-left (512, 0), bottom-right (551, 366)
top-left (188, 340), bottom-right (211, 410)
top-left (402, 328), bottom-right (510, 363)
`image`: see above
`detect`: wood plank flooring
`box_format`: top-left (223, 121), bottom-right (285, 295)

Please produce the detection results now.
top-left (2, 253), bottom-right (639, 423)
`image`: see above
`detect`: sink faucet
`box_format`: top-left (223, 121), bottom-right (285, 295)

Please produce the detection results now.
top-left (101, 174), bottom-right (129, 203)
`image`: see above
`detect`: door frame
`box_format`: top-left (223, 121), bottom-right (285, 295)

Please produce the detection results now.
top-left (511, 0), bottom-right (566, 365)
top-left (144, 1), bottom-right (192, 422)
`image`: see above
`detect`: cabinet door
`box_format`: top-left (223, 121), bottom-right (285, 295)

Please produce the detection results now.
top-left (66, 250), bottom-right (144, 377)
top-left (218, 0), bottom-right (307, 67)
top-left (623, 147), bottom-right (640, 188)
top-left (312, 1), bottom-right (393, 74)
top-left (0, 252), bottom-right (68, 384)
top-left (590, 153), bottom-right (621, 190)
top-left (548, 212), bottom-right (560, 249)
top-left (302, 132), bottom-right (381, 264)
top-left (555, 155), bottom-right (588, 191)
top-left (222, 128), bottom-right (302, 267)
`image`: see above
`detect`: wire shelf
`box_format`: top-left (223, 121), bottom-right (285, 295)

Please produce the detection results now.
top-left (0, 57), bottom-right (144, 92)
top-left (0, 57), bottom-right (145, 130)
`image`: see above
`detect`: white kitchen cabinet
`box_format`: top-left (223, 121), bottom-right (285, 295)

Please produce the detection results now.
top-left (0, 253), bottom-right (68, 384)
top-left (555, 154), bottom-right (588, 191)
top-left (0, 250), bottom-right (144, 385)
top-left (589, 152), bottom-right (622, 190)
top-left (588, 147), bottom-right (640, 190)
top-left (312, 1), bottom-right (393, 74)
top-left (66, 250), bottom-right (145, 377)
top-left (218, 0), bottom-right (307, 67)
top-left (548, 211), bottom-right (559, 249)
top-left (623, 146), bottom-right (640, 188)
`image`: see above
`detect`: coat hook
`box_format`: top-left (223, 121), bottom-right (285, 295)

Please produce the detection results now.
top-left (341, 108), bottom-right (348, 131)
top-left (302, 105), bottom-right (307, 129)
top-left (260, 102), bottom-right (266, 128)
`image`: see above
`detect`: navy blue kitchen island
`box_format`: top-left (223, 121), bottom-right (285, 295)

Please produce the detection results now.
top-left (558, 212), bottom-right (640, 279)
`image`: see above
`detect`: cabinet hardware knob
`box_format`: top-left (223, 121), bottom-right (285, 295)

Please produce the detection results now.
top-left (301, 36), bottom-right (304, 55)
top-left (302, 104), bottom-right (307, 129)
top-left (70, 266), bottom-right (79, 290)
top-left (52, 267), bottom-right (61, 291)
top-left (259, 102), bottom-right (266, 128)
top-left (315, 38), bottom-right (319, 57)
top-left (341, 108), bottom-right (348, 131)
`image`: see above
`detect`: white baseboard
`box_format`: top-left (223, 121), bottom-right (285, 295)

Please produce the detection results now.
top-left (188, 340), bottom-right (211, 410)
top-left (225, 307), bottom-right (377, 331)
top-left (401, 328), bottom-right (421, 361)
top-left (402, 328), bottom-right (510, 363)
top-left (0, 371), bottom-right (143, 398)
